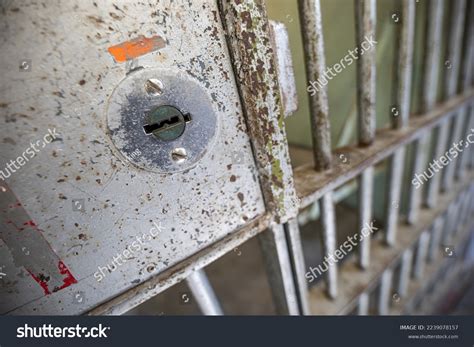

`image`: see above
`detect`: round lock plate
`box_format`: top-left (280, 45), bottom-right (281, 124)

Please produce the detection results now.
top-left (106, 68), bottom-right (218, 173)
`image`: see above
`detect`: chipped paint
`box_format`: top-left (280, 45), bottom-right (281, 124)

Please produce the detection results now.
top-left (107, 35), bottom-right (166, 63)
top-left (219, 0), bottom-right (299, 224)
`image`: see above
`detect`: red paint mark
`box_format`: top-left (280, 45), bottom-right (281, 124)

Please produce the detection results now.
top-left (27, 270), bottom-right (51, 295)
top-left (1, 184), bottom-right (78, 296)
top-left (107, 35), bottom-right (166, 63)
top-left (23, 220), bottom-right (37, 227)
top-left (54, 261), bottom-right (78, 292)
top-left (26, 261), bottom-right (77, 295)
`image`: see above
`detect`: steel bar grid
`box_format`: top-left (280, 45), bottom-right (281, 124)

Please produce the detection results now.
top-left (306, 176), bottom-right (474, 315)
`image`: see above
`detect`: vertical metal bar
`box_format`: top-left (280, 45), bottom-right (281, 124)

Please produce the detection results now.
top-left (445, 0), bottom-right (466, 98)
top-left (442, 0), bottom-right (467, 190)
top-left (298, 0), bottom-right (332, 170)
top-left (460, 1), bottom-right (474, 92)
top-left (450, 195), bottom-right (463, 237)
top-left (355, 0), bottom-right (376, 145)
top-left (319, 192), bottom-right (338, 299)
top-left (386, 148), bottom-right (406, 245)
top-left (358, 292), bottom-right (370, 315)
top-left (398, 248), bottom-right (414, 297)
top-left (458, 2), bottom-right (474, 178)
top-left (420, 0), bottom-right (444, 112)
top-left (186, 269), bottom-right (223, 316)
top-left (378, 268), bottom-right (393, 315)
top-left (355, 0), bottom-right (375, 268)
top-left (441, 204), bottom-right (455, 245)
top-left (258, 224), bottom-right (299, 315)
top-left (285, 219), bottom-right (311, 315)
top-left (427, 215), bottom-right (444, 262)
top-left (358, 167), bottom-right (374, 269)
top-left (386, 0), bottom-right (415, 246)
top-left (393, 0), bottom-right (416, 130)
top-left (413, 231), bottom-right (430, 280)
top-left (457, 104), bottom-right (474, 179)
top-left (409, 0), bottom-right (444, 215)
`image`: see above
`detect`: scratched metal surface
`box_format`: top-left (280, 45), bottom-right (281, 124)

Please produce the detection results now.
top-left (0, 0), bottom-right (265, 314)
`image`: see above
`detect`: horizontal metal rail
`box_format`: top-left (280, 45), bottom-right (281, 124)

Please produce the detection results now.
top-left (294, 91), bottom-right (474, 209)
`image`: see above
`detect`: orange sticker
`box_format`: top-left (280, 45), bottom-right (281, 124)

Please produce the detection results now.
top-left (107, 35), bottom-right (166, 63)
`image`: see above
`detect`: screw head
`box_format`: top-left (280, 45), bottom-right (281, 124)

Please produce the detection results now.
top-left (171, 147), bottom-right (187, 163)
top-left (144, 79), bottom-right (163, 96)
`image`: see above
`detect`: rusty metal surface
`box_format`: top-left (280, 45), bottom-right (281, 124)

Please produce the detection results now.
top-left (355, 0), bottom-right (376, 146)
top-left (219, 0), bottom-right (298, 225)
top-left (0, 0), bottom-right (267, 314)
top-left (298, 0), bottom-right (332, 170)
top-left (269, 21), bottom-right (298, 118)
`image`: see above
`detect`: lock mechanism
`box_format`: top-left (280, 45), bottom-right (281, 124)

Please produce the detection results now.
top-left (143, 105), bottom-right (192, 141)
top-left (106, 68), bottom-right (218, 174)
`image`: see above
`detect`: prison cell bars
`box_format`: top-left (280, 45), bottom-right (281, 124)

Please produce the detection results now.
top-left (288, 0), bottom-right (474, 315)
top-left (88, 0), bottom-right (474, 316)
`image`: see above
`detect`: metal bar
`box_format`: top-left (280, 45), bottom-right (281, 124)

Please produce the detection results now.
top-left (457, 104), bottom-right (474, 179)
top-left (258, 224), bottom-right (299, 315)
top-left (386, 148), bottom-right (406, 246)
top-left (378, 269), bottom-right (393, 315)
top-left (358, 167), bottom-right (374, 269)
top-left (319, 192), bottom-right (338, 298)
top-left (393, 0), bottom-right (416, 129)
top-left (385, 0), bottom-right (415, 246)
top-left (285, 219), bottom-right (311, 314)
top-left (398, 249), bottom-right (414, 297)
top-left (425, 116), bottom-right (451, 208)
top-left (445, 0), bottom-right (466, 98)
top-left (458, 2), bottom-right (474, 177)
top-left (412, 0), bottom-right (443, 213)
top-left (186, 269), bottom-right (223, 316)
top-left (355, 0), bottom-right (376, 145)
top-left (441, 0), bottom-right (467, 190)
top-left (441, 203), bottom-right (456, 246)
top-left (357, 292), bottom-right (369, 315)
top-left (413, 231), bottom-right (430, 280)
top-left (427, 216), bottom-right (444, 262)
top-left (420, 0), bottom-right (444, 112)
top-left (298, 0), bottom-right (332, 170)
top-left (295, 92), bottom-right (474, 209)
top-left (354, 0), bottom-right (376, 269)
top-left (218, 0), bottom-right (298, 224)
top-left (461, 1), bottom-right (474, 92)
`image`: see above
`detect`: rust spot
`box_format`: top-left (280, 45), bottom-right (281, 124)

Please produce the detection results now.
top-left (107, 35), bottom-right (166, 63)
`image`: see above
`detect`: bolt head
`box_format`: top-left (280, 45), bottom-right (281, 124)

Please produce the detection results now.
top-left (171, 147), bottom-right (187, 163)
